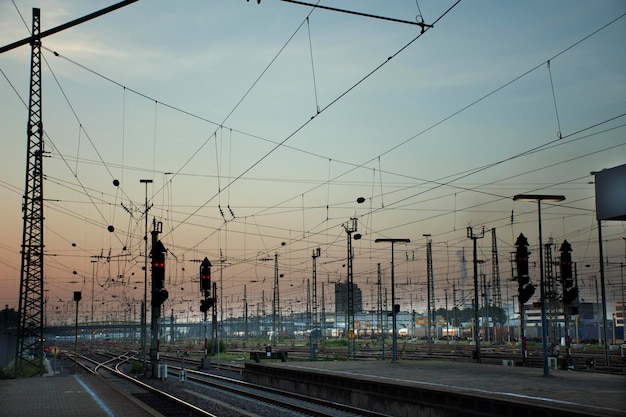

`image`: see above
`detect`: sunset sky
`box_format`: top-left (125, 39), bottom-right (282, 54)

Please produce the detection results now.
top-left (1, 0), bottom-right (625, 326)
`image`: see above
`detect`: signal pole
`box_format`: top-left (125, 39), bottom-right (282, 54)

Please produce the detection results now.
top-left (312, 248), bottom-right (321, 331)
top-left (150, 220), bottom-right (167, 377)
top-left (139, 178), bottom-right (152, 369)
top-left (272, 252), bottom-right (280, 345)
top-left (423, 234), bottom-right (434, 350)
top-left (199, 257), bottom-right (212, 363)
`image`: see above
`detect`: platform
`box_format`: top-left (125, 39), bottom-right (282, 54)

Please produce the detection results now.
top-left (0, 374), bottom-right (161, 417)
top-left (243, 359), bottom-right (626, 417)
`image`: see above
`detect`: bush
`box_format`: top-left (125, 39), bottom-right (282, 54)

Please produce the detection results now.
top-left (129, 360), bottom-right (143, 373)
top-left (322, 338), bottom-right (349, 347)
top-left (0, 367), bottom-right (14, 379)
top-left (206, 339), bottom-right (226, 355)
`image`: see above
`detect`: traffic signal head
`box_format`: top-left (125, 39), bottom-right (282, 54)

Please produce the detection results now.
top-left (152, 240), bottom-right (166, 290)
top-left (152, 288), bottom-right (168, 307)
top-left (559, 240), bottom-right (573, 282)
top-left (563, 287), bottom-right (578, 305)
top-left (200, 257), bottom-right (212, 293)
top-left (519, 283), bottom-right (535, 304)
top-left (200, 298), bottom-right (215, 313)
top-left (515, 233), bottom-right (530, 280)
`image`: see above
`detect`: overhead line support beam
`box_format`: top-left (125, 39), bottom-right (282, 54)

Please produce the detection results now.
top-left (0, 0), bottom-right (139, 54)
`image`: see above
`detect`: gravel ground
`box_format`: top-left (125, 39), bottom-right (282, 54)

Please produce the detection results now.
top-left (132, 367), bottom-right (309, 417)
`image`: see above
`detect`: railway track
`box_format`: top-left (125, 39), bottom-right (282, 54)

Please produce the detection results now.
top-left (76, 351), bottom-right (215, 417)
top-left (75, 350), bottom-right (390, 416)
top-left (248, 343), bottom-right (625, 373)
top-left (158, 356), bottom-right (389, 417)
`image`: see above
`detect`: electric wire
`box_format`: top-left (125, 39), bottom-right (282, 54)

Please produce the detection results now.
top-left (3, 2), bottom-right (624, 315)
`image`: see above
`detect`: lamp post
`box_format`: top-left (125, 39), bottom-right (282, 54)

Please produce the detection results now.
top-left (513, 193), bottom-right (565, 377)
top-left (73, 291), bottom-right (81, 373)
top-left (619, 236), bottom-right (626, 343)
top-left (467, 227), bottom-right (484, 363)
top-left (423, 234), bottom-right (433, 351)
top-left (140, 178), bottom-right (152, 370)
top-left (375, 238), bottom-right (411, 362)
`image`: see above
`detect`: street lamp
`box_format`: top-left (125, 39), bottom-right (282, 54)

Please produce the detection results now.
top-left (73, 291), bottom-right (81, 373)
top-left (375, 238), bottom-right (411, 362)
top-left (513, 193), bottom-right (565, 376)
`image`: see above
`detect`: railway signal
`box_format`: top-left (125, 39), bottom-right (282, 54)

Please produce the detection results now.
top-left (152, 240), bottom-right (166, 290)
top-left (200, 257), bottom-right (212, 293)
top-left (200, 298), bottom-right (214, 313)
top-left (515, 233), bottom-right (535, 304)
top-left (559, 240), bottom-right (578, 310)
top-left (151, 239), bottom-right (168, 308)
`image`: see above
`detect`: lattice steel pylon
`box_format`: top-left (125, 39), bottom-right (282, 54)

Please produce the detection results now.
top-left (16, 8), bottom-right (46, 377)
top-left (491, 228), bottom-right (502, 333)
top-left (344, 218), bottom-right (358, 360)
top-left (425, 237), bottom-right (435, 343)
top-left (544, 242), bottom-right (559, 345)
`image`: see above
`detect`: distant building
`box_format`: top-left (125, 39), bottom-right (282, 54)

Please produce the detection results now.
top-left (334, 282), bottom-right (363, 318)
top-left (523, 302), bottom-right (624, 343)
top-left (615, 300), bottom-right (625, 330)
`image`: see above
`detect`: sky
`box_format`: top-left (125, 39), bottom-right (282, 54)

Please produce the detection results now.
top-left (1, 0), bottom-right (625, 326)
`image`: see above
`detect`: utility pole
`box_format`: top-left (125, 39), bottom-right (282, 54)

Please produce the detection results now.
top-left (424, 235), bottom-right (434, 348)
top-left (211, 281), bottom-right (218, 353)
top-left (491, 228), bottom-right (502, 340)
top-left (6, 1), bottom-right (145, 378)
top-left (243, 285), bottom-right (248, 342)
top-left (139, 178), bottom-right (152, 369)
top-left (344, 218), bottom-right (361, 360)
top-left (272, 252), bottom-right (281, 345)
top-left (306, 279), bottom-right (311, 329)
top-left (16, 8), bottom-right (45, 377)
top-left (312, 248), bottom-right (321, 331)
top-left (544, 241), bottom-right (559, 346)
top-left (467, 226), bottom-right (484, 363)
top-left (320, 283), bottom-right (326, 337)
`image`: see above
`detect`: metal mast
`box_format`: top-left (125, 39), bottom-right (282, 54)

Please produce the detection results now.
top-left (425, 236), bottom-right (435, 345)
top-left (320, 282), bottom-right (326, 336)
top-left (344, 218), bottom-right (358, 360)
top-left (377, 263), bottom-right (383, 337)
top-left (312, 248), bottom-right (320, 330)
top-left (544, 242), bottom-right (559, 345)
top-left (16, 8), bottom-right (45, 377)
top-left (272, 252), bottom-right (280, 344)
top-left (491, 228), bottom-right (502, 336)
top-left (243, 285), bottom-right (248, 341)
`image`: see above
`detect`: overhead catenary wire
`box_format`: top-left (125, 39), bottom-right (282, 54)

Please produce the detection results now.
top-left (547, 60), bottom-right (563, 139)
top-left (164, 1), bottom-right (463, 242)
top-left (278, 0), bottom-right (433, 29)
top-left (2, 2), bottom-right (623, 313)
top-left (306, 17), bottom-right (320, 114)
